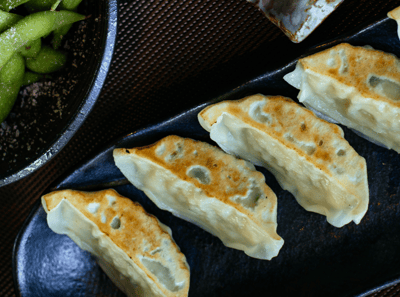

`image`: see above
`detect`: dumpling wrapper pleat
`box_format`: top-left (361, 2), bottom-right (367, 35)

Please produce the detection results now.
top-left (113, 135), bottom-right (284, 260)
top-left (388, 6), bottom-right (400, 41)
top-left (42, 189), bottom-right (190, 297)
top-left (284, 42), bottom-right (400, 153)
top-left (198, 94), bottom-right (369, 228)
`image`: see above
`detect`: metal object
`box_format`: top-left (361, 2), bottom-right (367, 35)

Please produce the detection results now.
top-left (247, 0), bottom-right (344, 43)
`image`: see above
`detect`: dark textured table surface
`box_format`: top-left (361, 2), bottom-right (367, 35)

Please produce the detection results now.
top-left (2, 0), bottom-right (400, 296)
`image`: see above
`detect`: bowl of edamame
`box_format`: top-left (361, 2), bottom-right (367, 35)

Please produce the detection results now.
top-left (0, 0), bottom-right (118, 186)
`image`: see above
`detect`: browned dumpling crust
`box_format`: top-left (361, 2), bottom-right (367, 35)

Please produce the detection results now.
top-left (42, 189), bottom-right (190, 297)
top-left (199, 94), bottom-right (369, 228)
top-left (284, 43), bottom-right (400, 152)
top-left (114, 136), bottom-right (284, 260)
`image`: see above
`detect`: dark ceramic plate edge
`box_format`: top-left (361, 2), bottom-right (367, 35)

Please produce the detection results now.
top-left (12, 198), bottom-right (41, 297)
top-left (12, 15), bottom-right (400, 297)
top-left (0, 0), bottom-right (118, 187)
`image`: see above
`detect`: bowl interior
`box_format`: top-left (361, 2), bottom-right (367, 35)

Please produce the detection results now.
top-left (0, 0), bottom-right (117, 186)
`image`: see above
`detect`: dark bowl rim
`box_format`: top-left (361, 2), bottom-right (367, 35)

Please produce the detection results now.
top-left (0, 0), bottom-right (118, 187)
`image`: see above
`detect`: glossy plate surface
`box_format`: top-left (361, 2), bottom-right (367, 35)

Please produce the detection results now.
top-left (13, 16), bottom-right (400, 297)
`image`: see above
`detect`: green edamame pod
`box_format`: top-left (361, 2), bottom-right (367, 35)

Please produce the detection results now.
top-left (26, 45), bottom-right (66, 73)
top-left (0, 53), bottom-right (24, 123)
top-left (60, 0), bottom-right (82, 11)
top-left (0, 80), bottom-right (21, 123)
top-left (0, 0), bottom-right (30, 12)
top-left (21, 71), bottom-right (40, 85)
top-left (0, 52), bottom-right (24, 84)
top-left (0, 10), bottom-right (22, 33)
top-left (24, 0), bottom-right (58, 13)
top-left (52, 23), bottom-right (72, 49)
top-left (21, 71), bottom-right (51, 85)
top-left (0, 10), bottom-right (85, 70)
top-left (52, 0), bottom-right (82, 48)
top-left (18, 38), bottom-right (41, 58)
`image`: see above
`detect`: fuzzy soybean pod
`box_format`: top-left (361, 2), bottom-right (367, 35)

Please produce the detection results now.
top-left (0, 0), bottom-right (30, 12)
top-left (18, 38), bottom-right (41, 58)
top-left (52, 0), bottom-right (83, 49)
top-left (0, 10), bottom-right (22, 32)
top-left (21, 71), bottom-right (41, 86)
top-left (0, 53), bottom-right (24, 123)
top-left (28, 0), bottom-right (83, 11)
top-left (21, 71), bottom-right (51, 86)
top-left (52, 22), bottom-right (72, 49)
top-left (24, 0), bottom-right (57, 12)
top-left (26, 45), bottom-right (66, 73)
top-left (59, 0), bottom-right (82, 11)
top-left (0, 10), bottom-right (85, 70)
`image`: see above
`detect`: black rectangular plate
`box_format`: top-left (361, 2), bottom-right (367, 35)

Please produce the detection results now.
top-left (13, 15), bottom-right (400, 297)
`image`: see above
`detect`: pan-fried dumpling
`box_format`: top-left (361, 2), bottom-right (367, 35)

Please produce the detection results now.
top-left (283, 42), bottom-right (400, 153)
top-left (42, 189), bottom-right (190, 297)
top-left (113, 135), bottom-right (284, 260)
top-left (198, 94), bottom-right (369, 228)
top-left (388, 6), bottom-right (400, 40)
